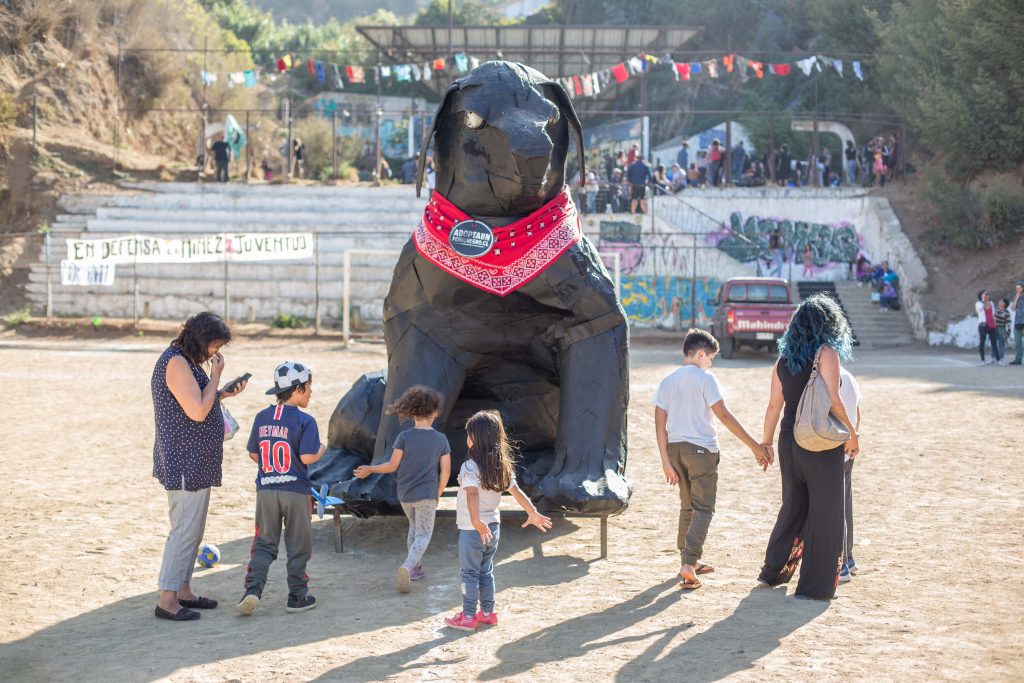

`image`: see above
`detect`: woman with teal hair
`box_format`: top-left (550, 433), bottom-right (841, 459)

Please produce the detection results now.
top-left (757, 294), bottom-right (860, 600)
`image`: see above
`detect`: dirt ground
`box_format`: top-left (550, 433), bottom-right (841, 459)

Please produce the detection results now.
top-left (0, 332), bottom-right (1021, 682)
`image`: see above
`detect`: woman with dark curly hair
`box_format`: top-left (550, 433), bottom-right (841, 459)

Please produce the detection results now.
top-left (757, 294), bottom-right (859, 600)
top-left (152, 312), bottom-right (248, 621)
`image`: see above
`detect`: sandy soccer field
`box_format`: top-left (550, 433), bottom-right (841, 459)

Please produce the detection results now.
top-left (0, 332), bottom-right (1021, 682)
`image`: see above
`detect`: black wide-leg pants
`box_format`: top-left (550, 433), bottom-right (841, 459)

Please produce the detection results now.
top-left (759, 431), bottom-right (845, 599)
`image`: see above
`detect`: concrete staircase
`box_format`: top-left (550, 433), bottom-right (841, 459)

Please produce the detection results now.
top-left (832, 280), bottom-right (916, 348)
top-left (28, 182), bottom-right (427, 325)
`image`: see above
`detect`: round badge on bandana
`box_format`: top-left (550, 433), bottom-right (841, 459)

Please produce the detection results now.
top-left (448, 219), bottom-right (495, 258)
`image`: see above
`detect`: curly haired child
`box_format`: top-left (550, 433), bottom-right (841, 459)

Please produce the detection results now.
top-left (354, 386), bottom-right (451, 593)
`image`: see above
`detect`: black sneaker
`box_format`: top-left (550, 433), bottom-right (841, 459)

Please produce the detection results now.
top-left (236, 590), bottom-right (260, 616)
top-left (286, 594), bottom-right (317, 613)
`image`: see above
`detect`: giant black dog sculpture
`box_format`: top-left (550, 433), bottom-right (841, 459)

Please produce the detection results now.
top-left (311, 62), bottom-right (630, 516)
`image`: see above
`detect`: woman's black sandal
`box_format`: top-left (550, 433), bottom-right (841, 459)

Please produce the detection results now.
top-left (155, 606), bottom-right (200, 621)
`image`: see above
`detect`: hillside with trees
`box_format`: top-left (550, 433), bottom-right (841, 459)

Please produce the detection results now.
top-left (0, 0), bottom-right (1021, 326)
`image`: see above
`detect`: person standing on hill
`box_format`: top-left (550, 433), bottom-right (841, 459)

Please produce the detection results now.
top-left (995, 298), bottom-right (1012, 366)
top-left (708, 140), bottom-right (723, 187)
top-left (731, 141), bottom-right (746, 184)
top-left (775, 144), bottom-right (791, 186)
top-left (976, 290), bottom-right (1001, 366)
top-left (1010, 281), bottom-right (1024, 365)
top-left (677, 142), bottom-right (689, 173)
top-left (844, 140), bottom-right (859, 187)
top-left (211, 135), bottom-right (231, 183)
top-left (626, 154), bottom-right (652, 215)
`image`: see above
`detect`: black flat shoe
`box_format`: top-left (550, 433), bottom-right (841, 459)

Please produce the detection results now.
top-left (179, 596), bottom-right (218, 609)
top-left (155, 606), bottom-right (200, 621)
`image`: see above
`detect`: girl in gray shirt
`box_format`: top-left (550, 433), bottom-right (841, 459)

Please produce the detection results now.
top-left (354, 386), bottom-right (451, 593)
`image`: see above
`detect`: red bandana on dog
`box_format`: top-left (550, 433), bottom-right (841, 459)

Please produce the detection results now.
top-left (414, 188), bottom-right (581, 297)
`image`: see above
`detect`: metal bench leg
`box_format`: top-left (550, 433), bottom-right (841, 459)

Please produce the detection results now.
top-left (600, 516), bottom-right (608, 559)
top-left (333, 510), bottom-right (343, 553)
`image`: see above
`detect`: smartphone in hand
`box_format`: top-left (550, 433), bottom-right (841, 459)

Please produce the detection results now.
top-left (222, 372), bottom-right (252, 394)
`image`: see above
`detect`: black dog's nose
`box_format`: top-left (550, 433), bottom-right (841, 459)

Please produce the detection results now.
top-left (515, 150), bottom-right (552, 185)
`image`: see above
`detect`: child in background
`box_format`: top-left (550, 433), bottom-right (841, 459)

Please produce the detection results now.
top-left (654, 329), bottom-right (770, 590)
top-left (995, 298), bottom-right (1012, 367)
top-left (354, 386), bottom-right (451, 593)
top-left (802, 243), bottom-right (815, 279)
top-left (237, 361), bottom-right (324, 616)
top-left (838, 366), bottom-right (863, 583)
top-left (444, 411), bottom-right (552, 632)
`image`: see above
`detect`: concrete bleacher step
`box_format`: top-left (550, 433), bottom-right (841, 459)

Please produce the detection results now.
top-left (833, 280), bottom-right (916, 349)
top-left (26, 183), bottom-right (427, 323)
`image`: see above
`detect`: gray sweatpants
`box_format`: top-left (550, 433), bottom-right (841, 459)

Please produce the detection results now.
top-left (667, 441), bottom-right (720, 565)
top-left (158, 485), bottom-right (211, 592)
top-left (245, 489), bottom-right (312, 599)
top-left (400, 499), bottom-right (438, 568)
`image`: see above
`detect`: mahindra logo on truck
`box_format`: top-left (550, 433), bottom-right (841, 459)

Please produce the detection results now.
top-left (734, 319), bottom-right (788, 332)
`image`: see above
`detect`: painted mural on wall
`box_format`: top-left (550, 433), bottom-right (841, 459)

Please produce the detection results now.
top-left (595, 220), bottom-right (721, 326)
top-left (618, 276), bottom-right (722, 327)
top-left (709, 212), bottom-right (861, 274)
top-left (596, 220), bottom-right (691, 276)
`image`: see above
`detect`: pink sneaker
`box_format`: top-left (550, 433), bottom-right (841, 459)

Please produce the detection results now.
top-left (410, 566), bottom-right (425, 581)
top-left (444, 611), bottom-right (478, 631)
top-left (475, 611), bottom-right (498, 626)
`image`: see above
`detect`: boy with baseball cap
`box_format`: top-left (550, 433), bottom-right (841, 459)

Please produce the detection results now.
top-left (237, 361), bottom-right (325, 616)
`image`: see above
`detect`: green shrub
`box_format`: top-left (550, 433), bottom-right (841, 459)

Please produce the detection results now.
top-left (3, 307), bottom-right (31, 326)
top-left (921, 175), bottom-right (982, 249)
top-left (923, 175), bottom-right (1024, 250)
top-left (271, 312), bottom-right (308, 329)
top-left (0, 92), bottom-right (16, 128)
top-left (980, 184), bottom-right (1024, 246)
top-left (291, 116), bottom-right (364, 181)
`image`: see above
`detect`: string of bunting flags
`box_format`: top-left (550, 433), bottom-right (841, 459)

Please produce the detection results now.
top-left (198, 51), bottom-right (482, 90)
top-left (554, 53), bottom-right (865, 100)
top-left (197, 51), bottom-right (864, 96)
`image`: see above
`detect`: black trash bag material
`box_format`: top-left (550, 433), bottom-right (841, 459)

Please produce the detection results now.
top-left (326, 61), bottom-right (631, 518)
top-left (325, 370), bottom-right (386, 456)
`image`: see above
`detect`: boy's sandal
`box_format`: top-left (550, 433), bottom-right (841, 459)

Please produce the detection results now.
top-left (178, 596), bottom-right (218, 609)
top-left (678, 577), bottom-right (703, 590)
top-left (155, 606), bottom-right (200, 621)
top-left (695, 563), bottom-right (715, 575)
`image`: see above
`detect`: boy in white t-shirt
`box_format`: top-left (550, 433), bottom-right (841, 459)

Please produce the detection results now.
top-left (838, 366), bottom-right (863, 583)
top-left (654, 328), bottom-right (771, 590)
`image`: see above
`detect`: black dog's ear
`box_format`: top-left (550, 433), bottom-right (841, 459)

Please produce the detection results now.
top-left (416, 85), bottom-right (459, 198)
top-left (545, 80), bottom-right (585, 187)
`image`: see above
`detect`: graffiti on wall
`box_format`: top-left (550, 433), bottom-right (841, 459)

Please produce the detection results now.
top-left (710, 212), bottom-right (860, 268)
top-left (596, 220), bottom-right (690, 276)
top-left (619, 276), bottom-right (721, 326)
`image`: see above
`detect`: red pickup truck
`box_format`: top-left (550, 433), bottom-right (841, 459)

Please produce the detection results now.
top-left (710, 277), bottom-right (796, 358)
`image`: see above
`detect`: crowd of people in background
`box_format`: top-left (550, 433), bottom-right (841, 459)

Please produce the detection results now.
top-left (975, 282), bottom-right (1024, 367)
top-left (560, 131), bottom-right (903, 215)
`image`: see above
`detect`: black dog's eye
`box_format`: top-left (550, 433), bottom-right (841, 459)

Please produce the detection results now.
top-left (465, 111), bottom-right (485, 130)
top-left (547, 109), bottom-right (560, 126)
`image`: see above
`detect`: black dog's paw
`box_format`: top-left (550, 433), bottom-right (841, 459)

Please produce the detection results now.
top-left (533, 469), bottom-right (631, 515)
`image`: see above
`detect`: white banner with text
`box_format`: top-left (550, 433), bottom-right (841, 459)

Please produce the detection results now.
top-left (65, 233), bottom-right (314, 264)
top-left (60, 260), bottom-right (116, 286)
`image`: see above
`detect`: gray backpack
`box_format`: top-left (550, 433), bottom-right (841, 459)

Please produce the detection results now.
top-left (794, 347), bottom-right (850, 451)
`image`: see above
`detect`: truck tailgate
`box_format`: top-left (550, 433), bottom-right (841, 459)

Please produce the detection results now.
top-left (731, 306), bottom-right (793, 334)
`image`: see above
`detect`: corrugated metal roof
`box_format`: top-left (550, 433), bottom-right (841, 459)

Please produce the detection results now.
top-left (357, 25), bottom-right (702, 79)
